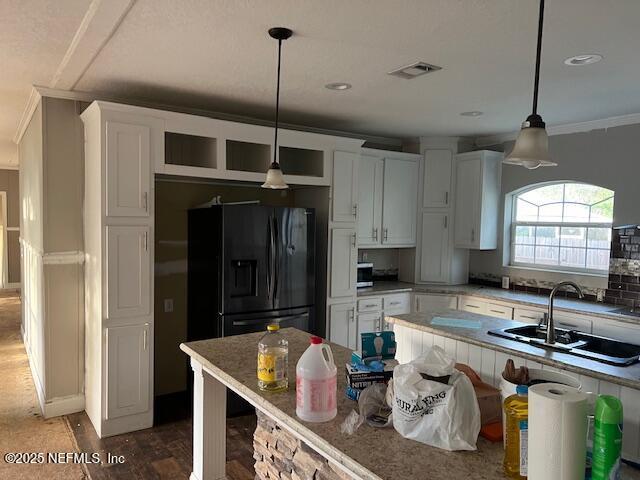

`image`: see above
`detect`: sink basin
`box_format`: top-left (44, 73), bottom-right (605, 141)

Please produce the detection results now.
top-left (488, 325), bottom-right (640, 366)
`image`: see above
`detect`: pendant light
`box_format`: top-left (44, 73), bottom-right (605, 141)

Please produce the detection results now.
top-left (504, 0), bottom-right (557, 169)
top-left (262, 27), bottom-right (292, 189)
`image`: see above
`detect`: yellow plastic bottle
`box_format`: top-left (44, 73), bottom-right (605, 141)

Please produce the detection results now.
top-left (257, 324), bottom-right (289, 392)
top-left (504, 385), bottom-right (529, 479)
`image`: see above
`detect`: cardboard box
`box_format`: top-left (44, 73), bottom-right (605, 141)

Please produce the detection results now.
top-left (345, 361), bottom-right (397, 390)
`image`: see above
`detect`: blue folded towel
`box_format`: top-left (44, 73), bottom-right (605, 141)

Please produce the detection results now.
top-left (431, 317), bottom-right (482, 329)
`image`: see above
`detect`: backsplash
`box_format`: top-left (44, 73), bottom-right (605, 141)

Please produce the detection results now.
top-left (469, 272), bottom-right (603, 303)
top-left (606, 226), bottom-right (640, 308)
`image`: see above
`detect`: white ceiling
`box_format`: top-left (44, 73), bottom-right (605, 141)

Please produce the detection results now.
top-left (4, 0), bottom-right (640, 165)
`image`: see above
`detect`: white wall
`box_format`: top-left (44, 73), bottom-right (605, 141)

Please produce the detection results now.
top-left (470, 123), bottom-right (640, 289)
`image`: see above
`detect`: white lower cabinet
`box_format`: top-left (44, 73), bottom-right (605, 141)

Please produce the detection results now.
top-left (357, 312), bottom-right (382, 352)
top-left (106, 323), bottom-right (151, 419)
top-left (414, 293), bottom-right (458, 312)
top-left (485, 303), bottom-right (514, 320)
top-left (329, 302), bottom-right (357, 350)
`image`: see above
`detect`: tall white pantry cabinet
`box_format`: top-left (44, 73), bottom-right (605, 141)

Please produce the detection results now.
top-left (81, 102), bottom-right (162, 437)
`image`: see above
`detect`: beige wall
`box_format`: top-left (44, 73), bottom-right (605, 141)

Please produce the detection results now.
top-left (18, 97), bottom-right (85, 412)
top-left (0, 169), bottom-right (21, 283)
top-left (154, 180), bottom-right (295, 396)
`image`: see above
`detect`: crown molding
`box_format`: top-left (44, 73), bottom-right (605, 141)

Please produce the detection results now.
top-left (13, 87), bottom-right (42, 145)
top-left (475, 112), bottom-right (640, 147)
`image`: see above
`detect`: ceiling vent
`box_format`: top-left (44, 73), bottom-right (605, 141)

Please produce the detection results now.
top-left (387, 61), bottom-right (442, 79)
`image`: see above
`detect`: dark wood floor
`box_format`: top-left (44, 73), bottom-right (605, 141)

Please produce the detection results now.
top-left (65, 411), bottom-right (256, 480)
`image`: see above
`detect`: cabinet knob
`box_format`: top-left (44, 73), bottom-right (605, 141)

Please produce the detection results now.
top-left (445, 191), bottom-right (449, 205)
top-left (373, 228), bottom-right (378, 241)
top-left (351, 233), bottom-right (357, 248)
top-left (352, 204), bottom-right (358, 216)
top-left (383, 228), bottom-right (388, 242)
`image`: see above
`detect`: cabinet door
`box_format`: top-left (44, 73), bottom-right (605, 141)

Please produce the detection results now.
top-left (420, 212), bottom-right (450, 283)
top-left (329, 303), bottom-right (356, 349)
top-left (330, 228), bottom-right (357, 298)
top-left (106, 121), bottom-right (151, 217)
top-left (454, 157), bottom-right (481, 248)
top-left (423, 149), bottom-right (452, 208)
top-left (415, 294), bottom-right (458, 312)
top-left (106, 226), bottom-right (151, 318)
top-left (357, 156), bottom-right (383, 246)
top-left (357, 312), bottom-right (381, 351)
top-left (381, 158), bottom-right (419, 246)
top-left (332, 151), bottom-right (357, 223)
top-left (106, 323), bottom-right (150, 419)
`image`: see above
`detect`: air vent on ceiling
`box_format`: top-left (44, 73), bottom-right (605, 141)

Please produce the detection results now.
top-left (387, 61), bottom-right (442, 79)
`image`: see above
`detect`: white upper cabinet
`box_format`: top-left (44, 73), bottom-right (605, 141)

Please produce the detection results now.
top-left (106, 323), bottom-right (150, 419)
top-left (454, 150), bottom-right (502, 250)
top-left (357, 155), bottom-right (384, 246)
top-left (420, 212), bottom-right (450, 283)
top-left (330, 228), bottom-right (357, 298)
top-left (106, 226), bottom-right (151, 319)
top-left (423, 149), bottom-right (452, 208)
top-left (332, 151), bottom-right (358, 223)
top-left (106, 121), bottom-right (151, 217)
top-left (381, 157), bottom-right (419, 246)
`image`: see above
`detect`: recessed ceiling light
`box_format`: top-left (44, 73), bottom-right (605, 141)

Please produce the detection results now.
top-left (460, 111), bottom-right (483, 117)
top-left (563, 54), bottom-right (603, 66)
top-left (325, 82), bottom-right (352, 90)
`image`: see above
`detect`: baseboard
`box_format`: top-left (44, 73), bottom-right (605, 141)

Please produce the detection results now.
top-left (43, 394), bottom-right (85, 418)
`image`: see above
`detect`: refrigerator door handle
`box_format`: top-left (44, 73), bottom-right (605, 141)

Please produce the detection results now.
top-left (232, 312), bottom-right (309, 327)
top-left (272, 215), bottom-right (279, 302)
top-left (266, 217), bottom-right (273, 301)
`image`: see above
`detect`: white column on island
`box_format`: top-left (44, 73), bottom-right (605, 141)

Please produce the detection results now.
top-left (191, 358), bottom-right (227, 480)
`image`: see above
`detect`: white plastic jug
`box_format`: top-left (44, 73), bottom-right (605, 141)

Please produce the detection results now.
top-left (296, 336), bottom-right (337, 422)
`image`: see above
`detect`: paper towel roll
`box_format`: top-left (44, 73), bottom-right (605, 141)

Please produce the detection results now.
top-left (528, 383), bottom-right (589, 480)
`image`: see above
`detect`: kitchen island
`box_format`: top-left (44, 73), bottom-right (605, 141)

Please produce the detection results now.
top-left (387, 309), bottom-right (640, 464)
top-left (181, 328), bottom-right (509, 480)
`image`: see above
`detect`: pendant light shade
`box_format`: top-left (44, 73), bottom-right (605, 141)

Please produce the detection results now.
top-left (262, 162), bottom-right (288, 189)
top-left (504, 0), bottom-right (557, 169)
top-left (262, 27), bottom-right (292, 189)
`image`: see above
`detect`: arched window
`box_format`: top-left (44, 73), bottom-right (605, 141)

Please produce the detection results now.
top-left (510, 182), bottom-right (614, 274)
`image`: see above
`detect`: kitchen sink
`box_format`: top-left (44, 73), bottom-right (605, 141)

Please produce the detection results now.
top-left (488, 325), bottom-right (640, 366)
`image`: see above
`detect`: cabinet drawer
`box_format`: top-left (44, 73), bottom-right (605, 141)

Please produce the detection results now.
top-left (383, 294), bottom-right (410, 315)
top-left (357, 297), bottom-right (382, 313)
top-left (592, 320), bottom-right (640, 345)
top-left (459, 297), bottom-right (488, 314)
top-left (513, 308), bottom-right (545, 324)
top-left (415, 293), bottom-right (458, 313)
top-left (486, 303), bottom-right (514, 320)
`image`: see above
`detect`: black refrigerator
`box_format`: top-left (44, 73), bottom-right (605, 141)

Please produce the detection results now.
top-left (187, 204), bottom-right (315, 343)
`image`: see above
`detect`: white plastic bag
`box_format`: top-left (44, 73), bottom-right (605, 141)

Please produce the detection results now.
top-left (392, 345), bottom-right (481, 451)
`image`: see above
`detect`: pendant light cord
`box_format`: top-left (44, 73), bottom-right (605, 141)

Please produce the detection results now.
top-left (273, 39), bottom-right (282, 166)
top-left (532, 0), bottom-right (545, 115)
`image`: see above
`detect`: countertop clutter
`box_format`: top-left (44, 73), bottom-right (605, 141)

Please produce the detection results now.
top-left (357, 281), bottom-right (640, 325)
top-left (181, 328), bottom-right (640, 480)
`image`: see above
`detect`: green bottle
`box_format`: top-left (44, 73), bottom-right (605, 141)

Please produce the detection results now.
top-left (591, 395), bottom-right (623, 480)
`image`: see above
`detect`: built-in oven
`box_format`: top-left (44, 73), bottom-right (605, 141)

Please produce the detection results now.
top-left (357, 263), bottom-right (374, 288)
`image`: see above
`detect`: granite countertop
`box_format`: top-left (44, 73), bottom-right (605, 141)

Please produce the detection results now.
top-left (357, 281), bottom-right (640, 325)
top-left (181, 328), bottom-right (510, 480)
top-left (387, 309), bottom-right (640, 390)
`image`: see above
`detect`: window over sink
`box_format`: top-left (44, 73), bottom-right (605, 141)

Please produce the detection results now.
top-left (509, 182), bottom-right (614, 275)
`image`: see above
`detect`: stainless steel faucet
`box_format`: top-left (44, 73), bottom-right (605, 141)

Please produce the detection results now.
top-left (544, 281), bottom-right (584, 344)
